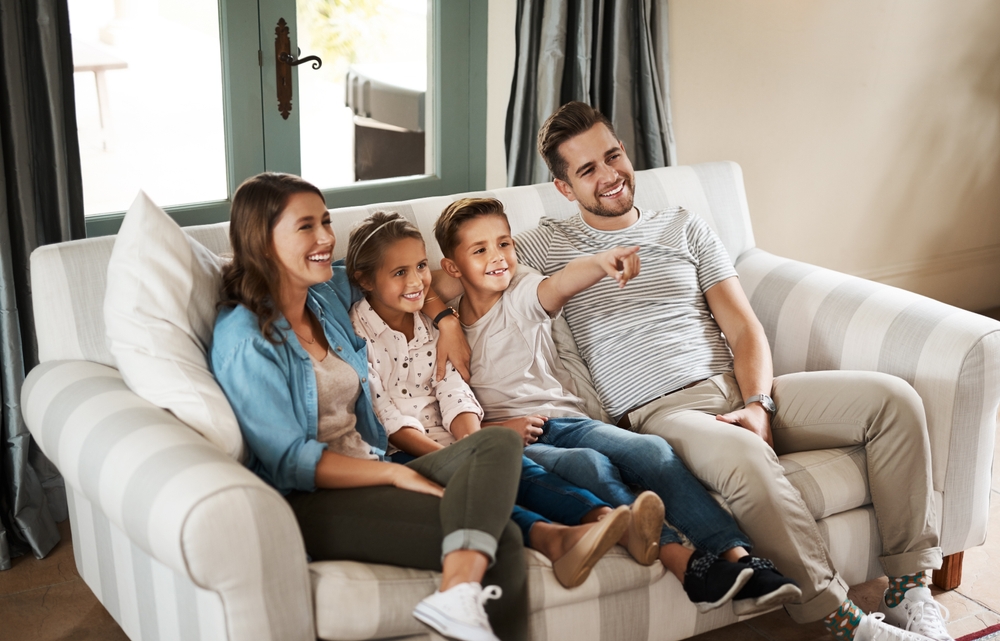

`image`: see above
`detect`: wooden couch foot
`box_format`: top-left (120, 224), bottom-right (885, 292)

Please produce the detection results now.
top-left (932, 551), bottom-right (963, 590)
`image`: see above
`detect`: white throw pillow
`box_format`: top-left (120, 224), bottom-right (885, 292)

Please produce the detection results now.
top-left (104, 191), bottom-right (244, 460)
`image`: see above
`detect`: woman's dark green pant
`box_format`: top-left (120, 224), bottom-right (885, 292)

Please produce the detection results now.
top-left (287, 428), bottom-right (527, 641)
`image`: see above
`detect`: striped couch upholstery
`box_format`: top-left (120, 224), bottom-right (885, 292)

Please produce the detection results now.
top-left (22, 162), bottom-right (1000, 641)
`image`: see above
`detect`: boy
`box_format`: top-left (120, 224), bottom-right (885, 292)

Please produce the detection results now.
top-left (433, 197), bottom-right (800, 615)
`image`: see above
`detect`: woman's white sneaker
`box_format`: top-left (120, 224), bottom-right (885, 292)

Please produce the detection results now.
top-left (413, 582), bottom-right (502, 641)
top-left (877, 587), bottom-right (954, 641)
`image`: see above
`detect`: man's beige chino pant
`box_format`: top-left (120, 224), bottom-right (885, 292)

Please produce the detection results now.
top-left (626, 370), bottom-right (942, 623)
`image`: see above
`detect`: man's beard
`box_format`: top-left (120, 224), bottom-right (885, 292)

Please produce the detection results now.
top-left (585, 175), bottom-right (636, 218)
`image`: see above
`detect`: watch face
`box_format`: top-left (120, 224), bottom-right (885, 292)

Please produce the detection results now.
top-left (749, 394), bottom-right (776, 414)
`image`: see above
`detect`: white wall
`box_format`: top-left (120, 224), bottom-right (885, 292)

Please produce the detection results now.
top-left (485, 1), bottom-right (1000, 311)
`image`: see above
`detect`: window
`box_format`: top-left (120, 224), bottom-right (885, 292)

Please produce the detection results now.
top-left (69, 0), bottom-right (487, 237)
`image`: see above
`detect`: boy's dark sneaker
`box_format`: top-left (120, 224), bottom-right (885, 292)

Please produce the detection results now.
top-left (683, 550), bottom-right (754, 613)
top-left (731, 556), bottom-right (802, 616)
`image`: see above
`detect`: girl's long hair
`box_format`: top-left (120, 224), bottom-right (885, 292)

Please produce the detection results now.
top-left (219, 172), bottom-right (323, 343)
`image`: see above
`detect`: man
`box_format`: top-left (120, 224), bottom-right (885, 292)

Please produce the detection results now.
top-left (513, 101), bottom-right (949, 641)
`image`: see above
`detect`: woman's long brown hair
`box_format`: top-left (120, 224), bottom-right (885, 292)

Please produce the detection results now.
top-left (218, 172), bottom-right (324, 343)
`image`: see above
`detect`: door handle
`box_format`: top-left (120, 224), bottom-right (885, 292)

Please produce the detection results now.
top-left (274, 18), bottom-right (322, 120)
top-left (279, 52), bottom-right (322, 70)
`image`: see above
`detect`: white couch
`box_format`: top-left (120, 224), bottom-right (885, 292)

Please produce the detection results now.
top-left (21, 162), bottom-right (1000, 641)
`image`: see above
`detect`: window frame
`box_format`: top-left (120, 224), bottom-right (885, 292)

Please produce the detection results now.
top-left (83, 0), bottom-right (488, 237)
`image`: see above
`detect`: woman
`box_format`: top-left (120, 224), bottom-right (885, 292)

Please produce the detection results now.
top-left (210, 172), bottom-right (527, 641)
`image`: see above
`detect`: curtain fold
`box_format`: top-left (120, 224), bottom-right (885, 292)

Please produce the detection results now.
top-left (0, 0), bottom-right (84, 570)
top-left (506, 0), bottom-right (675, 186)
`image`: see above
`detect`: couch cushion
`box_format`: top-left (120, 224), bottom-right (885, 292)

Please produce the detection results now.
top-left (779, 446), bottom-right (871, 520)
top-left (104, 191), bottom-right (244, 460)
top-left (310, 546), bottom-right (665, 640)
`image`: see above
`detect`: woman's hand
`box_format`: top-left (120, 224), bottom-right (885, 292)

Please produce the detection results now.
top-left (487, 415), bottom-right (547, 446)
top-left (435, 314), bottom-right (472, 381)
top-left (391, 466), bottom-right (445, 497)
top-left (315, 450), bottom-right (444, 496)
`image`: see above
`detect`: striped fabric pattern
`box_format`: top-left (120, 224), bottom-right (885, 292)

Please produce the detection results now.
top-left (736, 248), bottom-right (1000, 554)
top-left (513, 209), bottom-right (740, 420)
top-left (22, 161), bottom-right (1000, 641)
top-left (22, 360), bottom-right (315, 641)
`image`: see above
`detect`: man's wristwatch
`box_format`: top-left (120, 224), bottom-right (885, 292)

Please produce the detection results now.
top-left (432, 306), bottom-right (460, 329)
top-left (745, 394), bottom-right (776, 416)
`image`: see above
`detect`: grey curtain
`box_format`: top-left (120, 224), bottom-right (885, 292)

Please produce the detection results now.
top-left (506, 0), bottom-right (676, 186)
top-left (0, 0), bottom-right (84, 570)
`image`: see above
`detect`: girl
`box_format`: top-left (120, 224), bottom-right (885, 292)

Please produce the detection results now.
top-left (345, 211), bottom-right (670, 590)
top-left (212, 173), bottom-right (523, 641)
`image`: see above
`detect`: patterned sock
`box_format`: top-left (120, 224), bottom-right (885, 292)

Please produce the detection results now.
top-left (884, 571), bottom-right (929, 607)
top-left (823, 600), bottom-right (864, 640)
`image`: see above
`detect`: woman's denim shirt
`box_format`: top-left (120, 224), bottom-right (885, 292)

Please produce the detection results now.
top-left (211, 265), bottom-right (388, 495)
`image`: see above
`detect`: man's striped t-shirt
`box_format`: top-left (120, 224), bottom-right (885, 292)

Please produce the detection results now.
top-left (514, 207), bottom-right (737, 421)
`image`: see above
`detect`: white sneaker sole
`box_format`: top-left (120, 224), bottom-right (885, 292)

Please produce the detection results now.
top-left (413, 601), bottom-right (500, 641)
top-left (694, 567), bottom-right (755, 613)
top-left (732, 582), bottom-right (803, 616)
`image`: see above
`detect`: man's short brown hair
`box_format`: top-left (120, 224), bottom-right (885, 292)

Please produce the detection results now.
top-left (537, 101), bottom-right (618, 181)
top-left (434, 198), bottom-right (509, 259)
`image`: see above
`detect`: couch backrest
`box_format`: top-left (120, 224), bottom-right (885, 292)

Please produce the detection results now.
top-left (31, 161), bottom-right (754, 365)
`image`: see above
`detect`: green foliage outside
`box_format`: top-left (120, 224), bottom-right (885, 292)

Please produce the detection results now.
top-left (298, 0), bottom-right (390, 81)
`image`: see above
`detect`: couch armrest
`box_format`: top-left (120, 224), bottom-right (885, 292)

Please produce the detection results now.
top-left (736, 249), bottom-right (1000, 554)
top-left (21, 360), bottom-right (314, 641)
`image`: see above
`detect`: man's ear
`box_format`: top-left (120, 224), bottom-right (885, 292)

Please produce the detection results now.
top-left (554, 178), bottom-right (577, 202)
top-left (440, 257), bottom-right (462, 279)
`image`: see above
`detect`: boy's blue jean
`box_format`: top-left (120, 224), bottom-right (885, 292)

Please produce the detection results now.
top-left (513, 453), bottom-right (610, 544)
top-left (393, 450), bottom-right (609, 545)
top-left (524, 416), bottom-right (751, 554)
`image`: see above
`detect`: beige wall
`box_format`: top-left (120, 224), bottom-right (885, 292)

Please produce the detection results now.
top-left (669, 0), bottom-right (1000, 311)
top-left (486, 1), bottom-right (517, 191)
top-left (486, 1), bottom-right (1000, 311)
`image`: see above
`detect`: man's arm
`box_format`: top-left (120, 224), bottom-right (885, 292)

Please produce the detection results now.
top-left (704, 276), bottom-right (776, 448)
top-left (536, 246), bottom-right (640, 314)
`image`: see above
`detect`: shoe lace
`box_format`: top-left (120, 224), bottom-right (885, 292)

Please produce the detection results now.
top-left (902, 597), bottom-right (950, 638)
top-left (686, 551), bottom-right (718, 579)
top-left (868, 613), bottom-right (930, 641)
top-left (743, 556), bottom-right (777, 572)
top-left (472, 585), bottom-right (503, 625)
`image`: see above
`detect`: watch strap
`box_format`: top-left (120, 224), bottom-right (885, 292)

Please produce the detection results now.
top-left (432, 306), bottom-right (459, 329)
top-left (745, 393), bottom-right (776, 415)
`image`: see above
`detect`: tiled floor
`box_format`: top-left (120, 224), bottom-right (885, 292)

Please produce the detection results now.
top-left (3, 311), bottom-right (1000, 641)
